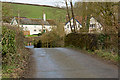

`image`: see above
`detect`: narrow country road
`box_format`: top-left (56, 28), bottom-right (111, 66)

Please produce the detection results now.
top-left (27, 48), bottom-right (118, 78)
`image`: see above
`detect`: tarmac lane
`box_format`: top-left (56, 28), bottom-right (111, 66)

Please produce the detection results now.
top-left (27, 48), bottom-right (118, 78)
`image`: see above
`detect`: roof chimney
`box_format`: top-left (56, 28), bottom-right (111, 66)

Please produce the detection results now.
top-left (43, 13), bottom-right (46, 21)
top-left (43, 10), bottom-right (46, 21)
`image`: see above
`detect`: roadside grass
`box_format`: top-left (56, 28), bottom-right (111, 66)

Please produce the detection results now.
top-left (2, 65), bottom-right (16, 78)
top-left (94, 50), bottom-right (119, 62)
top-left (66, 45), bottom-right (119, 63)
top-left (2, 48), bottom-right (32, 78)
top-left (25, 35), bottom-right (38, 37)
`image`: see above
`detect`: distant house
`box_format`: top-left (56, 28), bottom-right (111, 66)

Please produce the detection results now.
top-left (64, 17), bottom-right (82, 34)
top-left (64, 16), bottom-right (103, 34)
top-left (89, 17), bottom-right (103, 33)
top-left (11, 14), bottom-right (56, 35)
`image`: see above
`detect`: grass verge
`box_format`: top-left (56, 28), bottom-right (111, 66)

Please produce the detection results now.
top-left (66, 45), bottom-right (119, 65)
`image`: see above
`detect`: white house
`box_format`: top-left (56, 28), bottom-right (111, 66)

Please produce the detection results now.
top-left (64, 16), bottom-right (103, 34)
top-left (11, 14), bottom-right (56, 35)
top-left (89, 17), bottom-right (103, 33)
top-left (64, 18), bottom-right (82, 34)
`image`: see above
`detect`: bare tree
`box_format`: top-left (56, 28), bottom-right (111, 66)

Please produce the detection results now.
top-left (74, 1), bottom-right (118, 33)
top-left (65, 0), bottom-right (73, 32)
top-left (70, 0), bottom-right (76, 32)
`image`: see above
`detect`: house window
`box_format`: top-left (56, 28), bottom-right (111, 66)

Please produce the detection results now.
top-left (39, 30), bottom-right (41, 32)
top-left (90, 24), bottom-right (95, 28)
top-left (92, 24), bottom-right (95, 28)
top-left (90, 24), bottom-right (92, 27)
top-left (43, 29), bottom-right (46, 32)
top-left (25, 27), bottom-right (28, 31)
top-left (67, 25), bottom-right (69, 28)
top-left (34, 29), bottom-right (36, 32)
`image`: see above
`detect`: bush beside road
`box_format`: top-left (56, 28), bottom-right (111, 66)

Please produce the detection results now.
top-left (65, 33), bottom-right (119, 64)
top-left (2, 25), bottom-right (32, 78)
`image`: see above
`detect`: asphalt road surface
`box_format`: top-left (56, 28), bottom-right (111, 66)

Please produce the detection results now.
top-left (28, 48), bottom-right (118, 78)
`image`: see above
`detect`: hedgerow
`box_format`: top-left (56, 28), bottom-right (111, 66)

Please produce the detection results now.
top-left (2, 25), bottom-right (32, 78)
top-left (65, 33), bottom-right (118, 51)
top-left (65, 33), bottom-right (118, 62)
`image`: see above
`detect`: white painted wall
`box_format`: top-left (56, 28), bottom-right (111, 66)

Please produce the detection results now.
top-left (20, 25), bottom-right (52, 35)
top-left (64, 19), bottom-right (82, 34)
top-left (11, 18), bottom-right (56, 35)
top-left (89, 17), bottom-right (103, 33)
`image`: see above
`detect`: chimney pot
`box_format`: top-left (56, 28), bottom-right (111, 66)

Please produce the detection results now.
top-left (43, 13), bottom-right (46, 21)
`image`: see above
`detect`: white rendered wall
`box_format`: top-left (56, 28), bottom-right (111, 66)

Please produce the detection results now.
top-left (20, 25), bottom-right (52, 35)
top-left (89, 17), bottom-right (103, 33)
top-left (64, 19), bottom-right (82, 35)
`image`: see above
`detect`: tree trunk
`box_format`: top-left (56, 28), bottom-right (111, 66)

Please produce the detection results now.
top-left (70, 0), bottom-right (76, 32)
top-left (65, 0), bottom-right (73, 32)
top-left (47, 41), bottom-right (48, 48)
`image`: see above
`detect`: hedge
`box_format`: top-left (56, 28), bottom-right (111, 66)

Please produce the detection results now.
top-left (65, 33), bottom-right (118, 52)
top-left (2, 25), bottom-right (31, 78)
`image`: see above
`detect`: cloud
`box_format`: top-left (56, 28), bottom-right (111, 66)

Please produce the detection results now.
top-left (1, 0), bottom-right (79, 7)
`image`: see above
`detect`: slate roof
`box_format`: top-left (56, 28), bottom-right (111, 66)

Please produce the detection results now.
top-left (65, 16), bottom-right (87, 25)
top-left (65, 18), bottom-right (82, 25)
top-left (14, 17), bottom-right (53, 25)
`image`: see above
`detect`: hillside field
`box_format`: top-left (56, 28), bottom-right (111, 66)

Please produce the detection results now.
top-left (9, 3), bottom-right (66, 22)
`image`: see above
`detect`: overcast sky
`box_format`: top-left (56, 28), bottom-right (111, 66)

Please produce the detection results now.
top-left (1, 0), bottom-right (79, 7)
top-left (1, 0), bottom-right (118, 7)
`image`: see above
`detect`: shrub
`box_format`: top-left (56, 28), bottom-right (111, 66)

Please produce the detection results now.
top-left (65, 33), bottom-right (118, 52)
top-left (65, 33), bottom-right (98, 51)
top-left (2, 25), bottom-right (31, 78)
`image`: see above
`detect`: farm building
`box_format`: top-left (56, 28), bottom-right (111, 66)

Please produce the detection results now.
top-left (11, 13), bottom-right (56, 35)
